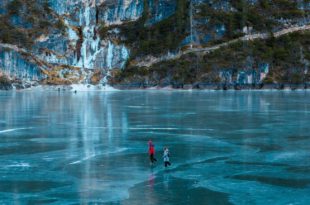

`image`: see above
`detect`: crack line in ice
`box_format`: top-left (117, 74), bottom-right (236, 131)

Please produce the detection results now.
top-left (87, 127), bottom-right (214, 131)
top-left (5, 163), bottom-right (31, 168)
top-left (0, 127), bottom-right (33, 134)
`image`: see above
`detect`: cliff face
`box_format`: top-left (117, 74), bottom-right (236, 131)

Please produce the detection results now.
top-left (0, 0), bottom-right (309, 89)
top-left (0, 0), bottom-right (144, 86)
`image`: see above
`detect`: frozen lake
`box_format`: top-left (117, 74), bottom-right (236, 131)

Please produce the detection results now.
top-left (0, 91), bottom-right (310, 204)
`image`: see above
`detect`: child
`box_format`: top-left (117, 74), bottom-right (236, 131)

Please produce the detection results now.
top-left (163, 147), bottom-right (171, 167)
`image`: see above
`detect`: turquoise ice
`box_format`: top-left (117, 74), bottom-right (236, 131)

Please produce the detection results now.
top-left (0, 91), bottom-right (309, 204)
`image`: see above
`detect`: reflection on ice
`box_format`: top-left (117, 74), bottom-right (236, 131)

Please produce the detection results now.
top-left (0, 91), bottom-right (309, 204)
top-left (69, 147), bottom-right (128, 165)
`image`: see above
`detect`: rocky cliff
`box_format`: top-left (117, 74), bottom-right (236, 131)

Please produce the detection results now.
top-left (0, 0), bottom-right (309, 90)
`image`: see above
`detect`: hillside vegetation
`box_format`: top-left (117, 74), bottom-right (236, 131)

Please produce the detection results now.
top-left (0, 0), bottom-right (65, 49)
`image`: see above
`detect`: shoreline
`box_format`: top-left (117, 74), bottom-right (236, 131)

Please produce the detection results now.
top-left (1, 83), bottom-right (310, 92)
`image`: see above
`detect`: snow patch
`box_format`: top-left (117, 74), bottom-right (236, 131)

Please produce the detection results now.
top-left (69, 84), bottom-right (118, 92)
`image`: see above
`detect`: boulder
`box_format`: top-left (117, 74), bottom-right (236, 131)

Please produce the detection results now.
top-left (0, 76), bottom-right (13, 90)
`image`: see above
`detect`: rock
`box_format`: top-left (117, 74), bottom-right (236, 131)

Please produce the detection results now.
top-left (12, 83), bottom-right (24, 90)
top-left (234, 84), bottom-right (242, 90)
top-left (24, 82), bottom-right (32, 89)
top-left (0, 76), bottom-right (13, 90)
top-left (31, 81), bottom-right (39, 87)
top-left (222, 84), bottom-right (229, 90)
top-left (183, 84), bottom-right (193, 90)
top-left (192, 83), bottom-right (201, 89)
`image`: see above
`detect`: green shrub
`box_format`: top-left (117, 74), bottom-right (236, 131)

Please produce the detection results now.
top-left (7, 0), bottom-right (22, 15)
top-left (0, 75), bottom-right (11, 86)
top-left (113, 0), bottom-right (189, 58)
top-left (98, 24), bottom-right (109, 39)
top-left (114, 30), bottom-right (310, 85)
top-left (0, 0), bottom-right (65, 48)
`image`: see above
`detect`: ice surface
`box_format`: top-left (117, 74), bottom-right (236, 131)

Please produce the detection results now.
top-left (0, 91), bottom-right (309, 204)
top-left (0, 127), bottom-right (33, 134)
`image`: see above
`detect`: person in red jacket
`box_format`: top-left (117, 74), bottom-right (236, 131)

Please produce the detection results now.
top-left (148, 140), bottom-right (157, 165)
